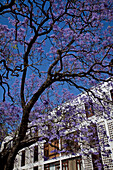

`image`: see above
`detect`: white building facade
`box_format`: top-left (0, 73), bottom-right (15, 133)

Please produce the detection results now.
top-left (1, 80), bottom-right (113, 170)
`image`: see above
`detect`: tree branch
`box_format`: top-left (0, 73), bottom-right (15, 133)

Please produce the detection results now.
top-left (0, 0), bottom-right (15, 13)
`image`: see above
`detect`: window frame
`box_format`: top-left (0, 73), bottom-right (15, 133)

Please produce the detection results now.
top-left (92, 152), bottom-right (103, 170)
top-left (21, 150), bottom-right (25, 167)
top-left (61, 131), bottom-right (80, 155)
top-left (34, 145), bottom-right (38, 162)
top-left (33, 166), bottom-right (38, 170)
top-left (110, 89), bottom-right (113, 102)
top-left (44, 139), bottom-right (59, 161)
top-left (62, 157), bottom-right (82, 170)
top-left (62, 160), bottom-right (69, 170)
top-left (44, 161), bottom-right (60, 170)
top-left (88, 123), bottom-right (99, 148)
top-left (85, 102), bottom-right (94, 118)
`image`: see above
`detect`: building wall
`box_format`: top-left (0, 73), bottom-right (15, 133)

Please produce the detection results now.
top-left (1, 80), bottom-right (113, 170)
top-left (13, 119), bottom-right (113, 170)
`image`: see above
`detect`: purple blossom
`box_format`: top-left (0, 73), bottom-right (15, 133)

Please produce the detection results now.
top-left (43, 100), bottom-right (49, 105)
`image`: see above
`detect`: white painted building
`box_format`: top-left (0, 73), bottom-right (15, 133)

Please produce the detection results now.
top-left (1, 80), bottom-right (113, 170)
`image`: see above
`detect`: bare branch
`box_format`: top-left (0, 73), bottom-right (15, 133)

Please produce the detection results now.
top-left (0, 0), bottom-right (15, 13)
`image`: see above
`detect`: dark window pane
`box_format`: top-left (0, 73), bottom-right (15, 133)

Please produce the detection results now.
top-left (61, 131), bottom-right (80, 155)
top-left (34, 166), bottom-right (38, 170)
top-left (88, 123), bottom-right (99, 148)
top-left (92, 153), bottom-right (103, 170)
top-left (110, 89), bottom-right (113, 101)
top-left (62, 157), bottom-right (82, 170)
top-left (44, 162), bottom-right (60, 170)
top-left (44, 143), bottom-right (49, 161)
top-left (62, 160), bottom-right (68, 170)
top-left (21, 150), bottom-right (25, 166)
top-left (85, 102), bottom-right (94, 118)
top-left (34, 145), bottom-right (38, 162)
top-left (76, 159), bottom-right (82, 170)
top-left (44, 164), bottom-right (49, 170)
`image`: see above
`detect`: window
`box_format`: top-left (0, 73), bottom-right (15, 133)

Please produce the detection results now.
top-left (62, 157), bottom-right (82, 170)
top-left (88, 123), bottom-right (99, 148)
top-left (61, 131), bottom-right (80, 155)
top-left (92, 153), bottom-right (103, 170)
top-left (44, 164), bottom-right (49, 170)
top-left (110, 89), bottom-right (113, 101)
top-left (76, 159), bottom-right (82, 170)
top-left (44, 162), bottom-right (60, 170)
top-left (34, 166), bottom-right (38, 170)
top-left (85, 102), bottom-right (94, 118)
top-left (34, 145), bottom-right (38, 162)
top-left (62, 160), bottom-right (68, 170)
top-left (21, 150), bottom-right (25, 167)
top-left (44, 139), bottom-right (59, 161)
top-left (44, 143), bottom-right (49, 161)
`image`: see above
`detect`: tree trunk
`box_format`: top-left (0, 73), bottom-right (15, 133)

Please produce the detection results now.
top-left (0, 142), bottom-right (20, 170)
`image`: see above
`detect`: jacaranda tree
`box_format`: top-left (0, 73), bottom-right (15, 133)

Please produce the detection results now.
top-left (0, 0), bottom-right (113, 169)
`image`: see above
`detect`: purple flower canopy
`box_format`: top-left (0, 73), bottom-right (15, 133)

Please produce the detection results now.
top-left (0, 0), bottom-right (113, 169)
